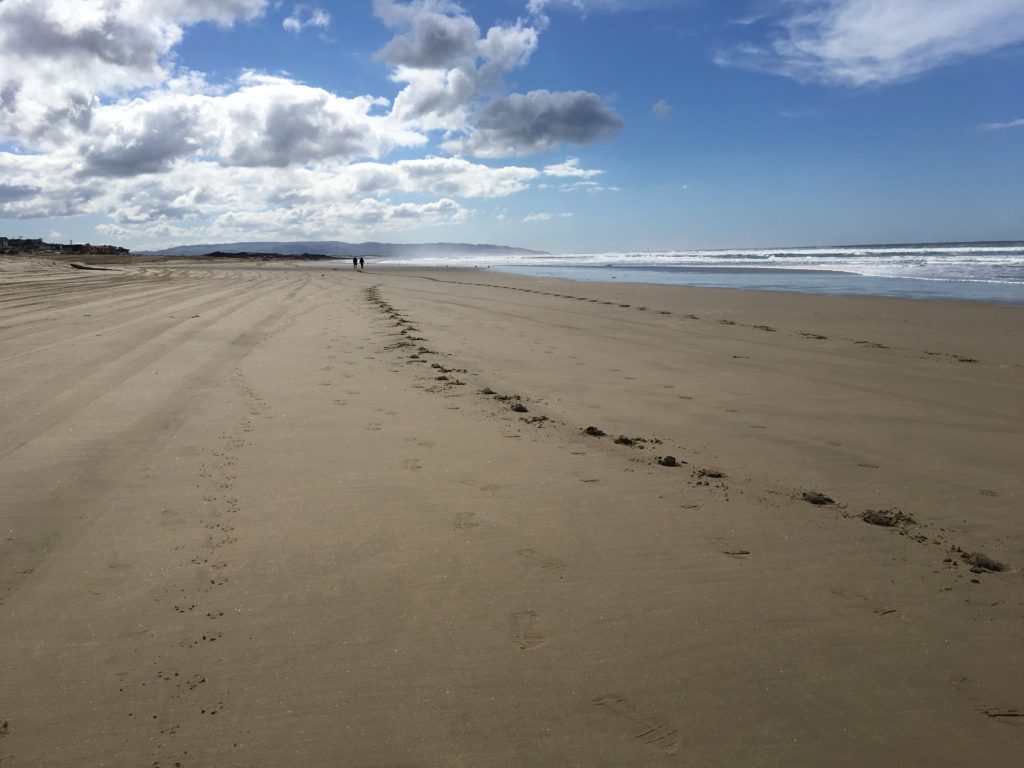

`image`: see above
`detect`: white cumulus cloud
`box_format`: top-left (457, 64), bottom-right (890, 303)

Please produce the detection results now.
top-left (375, 0), bottom-right (541, 131)
top-left (213, 73), bottom-right (423, 167)
top-left (0, 0), bottom-right (270, 145)
top-left (444, 90), bottom-right (623, 157)
top-left (0, 0), bottom-right (621, 246)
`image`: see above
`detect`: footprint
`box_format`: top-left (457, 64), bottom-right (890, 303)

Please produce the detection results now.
top-left (592, 694), bottom-right (680, 754)
top-left (454, 512), bottom-right (478, 529)
top-left (979, 707), bottom-right (1024, 726)
top-left (518, 548), bottom-right (567, 573)
top-left (199, 700), bottom-right (225, 716)
top-left (403, 458), bottom-right (422, 471)
top-left (404, 437), bottom-right (435, 447)
top-left (510, 611), bottom-right (546, 650)
top-left (185, 674), bottom-right (207, 690)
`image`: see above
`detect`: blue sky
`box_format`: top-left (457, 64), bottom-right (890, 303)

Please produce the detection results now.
top-left (0, 0), bottom-right (1021, 252)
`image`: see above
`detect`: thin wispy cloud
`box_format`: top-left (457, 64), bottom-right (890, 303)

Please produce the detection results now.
top-left (777, 107), bottom-right (819, 119)
top-left (558, 180), bottom-right (618, 192)
top-left (283, 4), bottom-right (330, 34)
top-left (530, 0), bottom-right (687, 13)
top-left (728, 13), bottom-right (766, 27)
top-left (527, 0), bottom-right (689, 31)
top-left (715, 0), bottom-right (1024, 86)
top-left (524, 211), bottom-right (573, 222)
top-left (978, 117), bottom-right (1024, 131)
top-left (542, 157), bottom-right (604, 178)
top-left (652, 98), bottom-right (671, 119)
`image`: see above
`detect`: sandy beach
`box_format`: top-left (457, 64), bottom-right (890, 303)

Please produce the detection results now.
top-left (1, 255), bottom-right (1022, 766)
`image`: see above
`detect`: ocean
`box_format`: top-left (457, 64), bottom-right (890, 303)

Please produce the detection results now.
top-left (379, 241), bottom-right (1024, 304)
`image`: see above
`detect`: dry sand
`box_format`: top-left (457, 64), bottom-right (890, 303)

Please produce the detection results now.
top-left (1, 256), bottom-right (1022, 766)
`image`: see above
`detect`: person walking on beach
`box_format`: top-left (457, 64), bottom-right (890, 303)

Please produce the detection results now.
top-left (359, 257), bottom-right (365, 270)
top-left (352, 257), bottom-right (357, 269)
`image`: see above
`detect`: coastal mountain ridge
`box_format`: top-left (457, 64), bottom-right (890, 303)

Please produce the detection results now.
top-left (144, 241), bottom-right (547, 258)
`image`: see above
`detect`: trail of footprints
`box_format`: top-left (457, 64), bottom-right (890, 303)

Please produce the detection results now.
top-left (362, 283), bottom-right (1014, 747)
top-left (138, 367), bottom-right (270, 767)
top-left (370, 283), bottom-right (572, 717)
top-left (363, 285), bottom-right (688, 754)
top-left (366, 282), bottom-right (1010, 576)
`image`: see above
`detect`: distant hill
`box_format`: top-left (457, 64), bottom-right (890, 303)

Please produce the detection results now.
top-left (143, 241), bottom-right (546, 258)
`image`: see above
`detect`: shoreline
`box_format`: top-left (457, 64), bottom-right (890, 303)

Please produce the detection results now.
top-left (7, 248), bottom-right (1024, 303)
top-left (2, 258), bottom-right (1022, 765)
top-left (486, 264), bottom-right (1024, 304)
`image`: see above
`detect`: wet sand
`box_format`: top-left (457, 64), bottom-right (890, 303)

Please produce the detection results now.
top-left (1, 257), bottom-right (1022, 766)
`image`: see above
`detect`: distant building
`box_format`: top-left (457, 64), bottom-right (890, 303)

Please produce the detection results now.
top-left (1, 236), bottom-right (129, 255)
top-left (64, 242), bottom-right (130, 255)
top-left (7, 237), bottom-right (44, 250)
